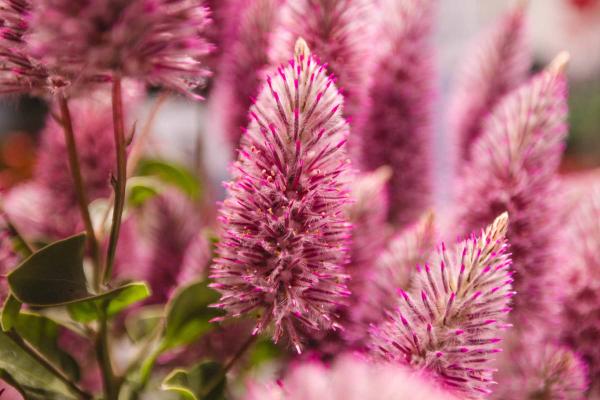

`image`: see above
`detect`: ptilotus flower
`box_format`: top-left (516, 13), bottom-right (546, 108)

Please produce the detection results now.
top-left (358, 0), bottom-right (435, 227)
top-left (561, 183), bottom-right (600, 393)
top-left (2, 0), bottom-right (212, 96)
top-left (136, 189), bottom-right (201, 304)
top-left (376, 211), bottom-right (437, 294)
top-left (370, 213), bottom-right (513, 398)
top-left (455, 53), bottom-right (569, 328)
top-left (210, 39), bottom-right (352, 353)
top-left (449, 5), bottom-right (529, 162)
top-left (213, 0), bottom-right (280, 148)
top-left (493, 342), bottom-right (588, 400)
top-left (269, 0), bottom-right (375, 122)
top-left (245, 354), bottom-right (457, 400)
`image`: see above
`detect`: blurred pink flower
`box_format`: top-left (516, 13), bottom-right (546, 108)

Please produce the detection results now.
top-left (210, 39), bottom-right (352, 353)
top-left (455, 55), bottom-right (569, 329)
top-left (358, 0), bottom-right (435, 227)
top-left (245, 354), bottom-right (456, 400)
top-left (0, 214), bottom-right (19, 303)
top-left (371, 213), bottom-right (513, 398)
top-left (212, 0), bottom-right (280, 149)
top-left (449, 5), bottom-right (529, 162)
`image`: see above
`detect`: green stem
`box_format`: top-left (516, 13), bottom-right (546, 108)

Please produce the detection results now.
top-left (103, 77), bottom-right (128, 285)
top-left (95, 306), bottom-right (120, 400)
top-left (201, 333), bottom-right (258, 397)
top-left (7, 330), bottom-right (92, 399)
top-left (56, 93), bottom-right (102, 292)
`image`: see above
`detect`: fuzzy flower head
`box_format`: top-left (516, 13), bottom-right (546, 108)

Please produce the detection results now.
top-left (456, 53), bottom-right (569, 328)
top-left (494, 342), bottom-right (589, 400)
top-left (0, 0), bottom-right (212, 96)
top-left (270, 0), bottom-right (375, 122)
top-left (561, 183), bottom-right (600, 391)
top-left (210, 39), bottom-right (352, 353)
top-left (358, 0), bottom-right (435, 226)
top-left (245, 354), bottom-right (457, 400)
top-left (371, 213), bottom-right (513, 398)
top-left (450, 4), bottom-right (530, 162)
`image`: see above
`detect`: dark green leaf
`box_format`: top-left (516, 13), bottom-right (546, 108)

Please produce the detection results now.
top-left (161, 361), bottom-right (225, 400)
top-left (14, 312), bottom-right (80, 381)
top-left (137, 159), bottom-right (201, 200)
top-left (0, 331), bottom-right (77, 399)
top-left (8, 233), bottom-right (90, 306)
top-left (67, 282), bottom-right (151, 323)
top-left (162, 281), bottom-right (224, 350)
top-left (1, 294), bottom-right (21, 332)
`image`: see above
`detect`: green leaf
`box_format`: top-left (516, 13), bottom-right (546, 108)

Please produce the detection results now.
top-left (7, 233), bottom-right (91, 306)
top-left (127, 176), bottom-right (162, 207)
top-left (137, 159), bottom-right (201, 200)
top-left (125, 305), bottom-right (163, 342)
top-left (1, 294), bottom-right (21, 331)
top-left (67, 282), bottom-right (151, 323)
top-left (0, 331), bottom-right (77, 399)
top-left (249, 337), bottom-right (282, 366)
top-left (162, 281), bottom-right (224, 350)
top-left (14, 312), bottom-right (80, 381)
top-left (161, 361), bottom-right (225, 400)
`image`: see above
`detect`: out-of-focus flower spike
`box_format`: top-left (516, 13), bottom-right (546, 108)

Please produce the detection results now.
top-left (455, 52), bottom-right (569, 329)
top-left (493, 342), bottom-right (588, 400)
top-left (450, 4), bottom-right (530, 162)
top-left (269, 0), bottom-right (376, 122)
top-left (370, 213), bottom-right (513, 398)
top-left (358, 0), bottom-right (435, 227)
top-left (210, 38), bottom-right (352, 353)
top-left (212, 0), bottom-right (280, 149)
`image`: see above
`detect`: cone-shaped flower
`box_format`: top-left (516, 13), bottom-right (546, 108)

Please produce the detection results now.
top-left (449, 5), bottom-right (530, 162)
top-left (210, 39), bottom-right (352, 353)
top-left (269, 0), bottom-right (375, 122)
top-left (561, 183), bottom-right (600, 392)
top-left (455, 53), bottom-right (569, 328)
top-left (245, 354), bottom-right (457, 400)
top-left (0, 0), bottom-right (212, 96)
top-left (358, 0), bottom-right (435, 226)
top-left (493, 343), bottom-right (588, 400)
top-left (213, 0), bottom-right (280, 148)
top-left (370, 213), bottom-right (513, 398)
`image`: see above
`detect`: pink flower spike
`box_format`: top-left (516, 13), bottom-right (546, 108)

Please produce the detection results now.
top-left (210, 39), bottom-right (352, 353)
top-left (370, 213), bottom-right (513, 398)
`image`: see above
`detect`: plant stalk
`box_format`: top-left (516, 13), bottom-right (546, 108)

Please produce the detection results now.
top-left (103, 76), bottom-right (128, 284)
top-left (95, 306), bottom-right (120, 400)
top-left (56, 93), bottom-right (102, 291)
top-left (7, 330), bottom-right (92, 399)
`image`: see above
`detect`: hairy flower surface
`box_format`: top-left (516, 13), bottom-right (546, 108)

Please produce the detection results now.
top-left (358, 0), bottom-right (434, 226)
top-left (450, 5), bottom-right (529, 162)
top-left (376, 211), bottom-right (437, 294)
top-left (0, 0), bottom-right (212, 96)
top-left (210, 39), bottom-right (352, 353)
top-left (213, 0), bottom-right (279, 148)
top-left (270, 0), bottom-right (375, 123)
top-left (493, 342), bottom-right (588, 400)
top-left (371, 213), bottom-right (513, 398)
top-left (245, 354), bottom-right (456, 400)
top-left (561, 183), bottom-right (600, 393)
top-left (455, 54), bottom-right (569, 328)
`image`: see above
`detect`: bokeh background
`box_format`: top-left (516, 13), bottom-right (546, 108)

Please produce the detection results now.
top-left (0, 0), bottom-right (598, 202)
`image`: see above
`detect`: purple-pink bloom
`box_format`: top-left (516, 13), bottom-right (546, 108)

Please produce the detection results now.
top-left (212, 0), bottom-right (280, 148)
top-left (210, 39), bottom-right (352, 353)
top-left (449, 5), bottom-right (529, 162)
top-left (357, 0), bottom-right (435, 227)
top-left (269, 0), bottom-right (375, 123)
top-left (370, 213), bottom-right (513, 398)
top-left (455, 54), bottom-right (569, 328)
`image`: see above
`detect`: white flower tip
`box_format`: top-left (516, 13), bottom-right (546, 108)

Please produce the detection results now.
top-left (373, 165), bottom-right (393, 184)
top-left (547, 51), bottom-right (570, 75)
top-left (294, 37), bottom-right (311, 58)
top-left (493, 212), bottom-right (510, 236)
